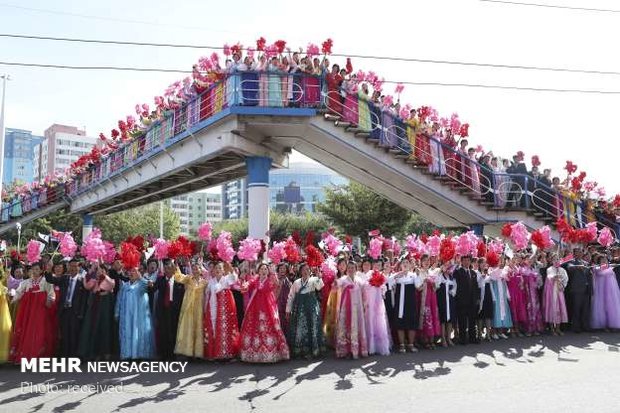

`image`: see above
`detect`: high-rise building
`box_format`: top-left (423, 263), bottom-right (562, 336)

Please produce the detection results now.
top-left (187, 192), bottom-right (222, 235)
top-left (221, 162), bottom-right (348, 218)
top-left (33, 124), bottom-right (98, 181)
top-left (167, 192), bottom-right (222, 236)
top-left (2, 128), bottom-right (44, 185)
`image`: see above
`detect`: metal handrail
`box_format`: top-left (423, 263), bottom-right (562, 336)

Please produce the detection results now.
top-left (3, 71), bottom-right (611, 235)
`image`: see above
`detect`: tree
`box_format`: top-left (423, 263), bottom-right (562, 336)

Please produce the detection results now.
top-left (214, 212), bottom-right (330, 244)
top-left (2, 203), bottom-right (181, 248)
top-left (317, 181), bottom-right (432, 244)
top-left (95, 204), bottom-right (180, 244)
top-left (2, 208), bottom-right (82, 248)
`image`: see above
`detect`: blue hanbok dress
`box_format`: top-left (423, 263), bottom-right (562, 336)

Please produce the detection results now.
top-left (115, 278), bottom-right (155, 360)
top-left (268, 64), bottom-right (283, 107)
top-left (490, 275), bottom-right (513, 328)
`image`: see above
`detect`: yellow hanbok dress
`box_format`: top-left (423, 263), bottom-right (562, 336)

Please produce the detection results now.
top-left (0, 283), bottom-right (13, 363)
top-left (174, 272), bottom-right (208, 358)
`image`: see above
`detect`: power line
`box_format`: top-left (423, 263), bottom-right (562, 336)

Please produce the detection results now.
top-left (0, 2), bottom-right (245, 33)
top-left (0, 61), bottom-right (189, 74)
top-left (2, 33), bottom-right (620, 77)
top-left (479, 0), bottom-right (620, 14)
top-left (1, 60), bottom-right (619, 95)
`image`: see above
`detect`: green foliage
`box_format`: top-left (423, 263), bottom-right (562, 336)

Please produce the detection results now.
top-left (317, 181), bottom-right (433, 244)
top-left (2, 203), bottom-right (181, 247)
top-left (2, 208), bottom-right (82, 247)
top-left (95, 203), bottom-right (180, 244)
top-left (214, 212), bottom-right (330, 244)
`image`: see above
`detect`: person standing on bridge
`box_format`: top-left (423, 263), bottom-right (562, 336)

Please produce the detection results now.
top-left (325, 64), bottom-right (343, 115)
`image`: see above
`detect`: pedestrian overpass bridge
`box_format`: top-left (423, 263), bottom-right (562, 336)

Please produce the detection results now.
top-left (0, 73), bottom-right (601, 240)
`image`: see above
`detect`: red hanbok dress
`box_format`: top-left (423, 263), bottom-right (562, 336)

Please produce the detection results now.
top-left (9, 277), bottom-right (57, 363)
top-left (239, 276), bottom-right (289, 363)
top-left (326, 72), bottom-right (343, 115)
top-left (203, 273), bottom-right (240, 360)
top-left (416, 270), bottom-right (442, 341)
top-left (415, 133), bottom-right (431, 166)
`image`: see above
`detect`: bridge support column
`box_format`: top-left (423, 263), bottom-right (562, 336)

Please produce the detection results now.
top-left (82, 214), bottom-right (94, 240)
top-left (246, 156), bottom-right (272, 242)
top-left (470, 223), bottom-right (484, 236)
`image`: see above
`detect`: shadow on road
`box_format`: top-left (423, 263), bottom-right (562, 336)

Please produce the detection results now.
top-left (1, 332), bottom-right (618, 412)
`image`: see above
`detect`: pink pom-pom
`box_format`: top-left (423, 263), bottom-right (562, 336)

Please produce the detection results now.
top-left (197, 222), bottom-right (212, 242)
top-left (426, 235), bottom-right (442, 257)
top-left (268, 241), bottom-right (286, 264)
top-left (394, 83), bottom-right (404, 95)
top-left (455, 233), bottom-right (472, 257)
top-left (153, 238), bottom-right (170, 260)
top-left (323, 233), bottom-right (343, 257)
top-left (81, 227), bottom-right (106, 263)
top-left (237, 237), bottom-right (262, 261)
top-left (510, 222), bottom-right (530, 251)
top-left (382, 95), bottom-right (394, 107)
top-left (59, 232), bottom-right (77, 259)
top-left (102, 241), bottom-right (117, 264)
top-left (27, 240), bottom-right (43, 264)
top-left (392, 237), bottom-right (402, 257)
top-left (368, 237), bottom-right (383, 260)
top-left (306, 43), bottom-right (319, 57)
top-left (223, 44), bottom-right (231, 56)
top-left (216, 231), bottom-right (236, 263)
top-left (320, 257), bottom-right (337, 279)
top-left (598, 227), bottom-right (614, 248)
top-left (488, 239), bottom-right (505, 255)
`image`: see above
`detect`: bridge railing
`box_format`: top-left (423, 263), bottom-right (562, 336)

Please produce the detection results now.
top-left (1, 72), bottom-right (608, 233)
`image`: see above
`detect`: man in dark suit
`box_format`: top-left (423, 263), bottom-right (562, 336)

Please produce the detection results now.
top-left (151, 258), bottom-right (185, 360)
top-left (45, 258), bottom-right (90, 357)
top-left (453, 255), bottom-right (480, 344)
top-left (563, 248), bottom-right (592, 333)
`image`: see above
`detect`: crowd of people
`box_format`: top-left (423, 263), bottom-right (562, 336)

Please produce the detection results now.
top-left (1, 223), bottom-right (619, 365)
top-left (2, 38), bottom-right (619, 238)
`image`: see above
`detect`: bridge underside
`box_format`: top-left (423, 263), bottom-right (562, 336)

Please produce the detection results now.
top-left (80, 152), bottom-right (248, 216)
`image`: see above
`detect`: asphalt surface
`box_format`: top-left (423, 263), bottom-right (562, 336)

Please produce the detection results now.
top-left (1, 332), bottom-right (619, 413)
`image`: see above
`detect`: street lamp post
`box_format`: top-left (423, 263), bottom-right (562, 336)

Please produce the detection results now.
top-left (0, 74), bottom-right (11, 213)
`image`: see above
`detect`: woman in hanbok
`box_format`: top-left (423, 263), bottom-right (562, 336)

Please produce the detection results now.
top-left (9, 262), bottom-right (56, 362)
top-left (380, 99), bottom-right (395, 148)
top-left (78, 263), bottom-right (116, 360)
top-left (493, 158), bottom-right (508, 207)
top-left (266, 57), bottom-right (283, 107)
top-left (257, 54), bottom-right (269, 106)
top-left (428, 124), bottom-right (446, 176)
top-left (301, 57), bottom-right (320, 107)
top-left (231, 261), bottom-right (251, 328)
top-left (240, 56), bottom-right (259, 106)
top-left (240, 263), bottom-right (289, 363)
top-left (225, 53), bottom-right (242, 106)
top-left (115, 266), bottom-right (155, 360)
top-left (543, 255), bottom-right (568, 335)
top-left (590, 256), bottom-right (620, 330)
top-left (342, 76), bottom-right (359, 125)
top-left (335, 261), bottom-right (368, 359)
top-left (174, 262), bottom-right (208, 358)
top-left (286, 263), bottom-right (324, 358)
top-left (0, 269), bottom-right (12, 363)
top-left (521, 259), bottom-right (544, 335)
top-left (506, 260), bottom-right (526, 336)
top-left (477, 259), bottom-right (495, 341)
top-left (437, 261), bottom-right (457, 347)
top-left (468, 148), bottom-right (481, 196)
top-left (325, 64), bottom-right (343, 115)
top-left (203, 262), bottom-right (240, 360)
top-left (490, 266), bottom-right (512, 338)
top-left (7, 264), bottom-right (24, 323)
top-left (357, 82), bottom-right (372, 131)
top-left (275, 263), bottom-right (291, 336)
top-left (416, 255), bottom-right (442, 349)
top-left (363, 265), bottom-right (391, 356)
top-left (390, 258), bottom-right (422, 353)
top-left (322, 258), bottom-right (346, 348)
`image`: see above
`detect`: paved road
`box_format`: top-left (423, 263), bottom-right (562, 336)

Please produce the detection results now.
top-left (1, 332), bottom-right (619, 413)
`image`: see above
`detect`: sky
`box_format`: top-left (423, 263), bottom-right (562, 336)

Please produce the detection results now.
top-left (1, 0), bottom-right (619, 196)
